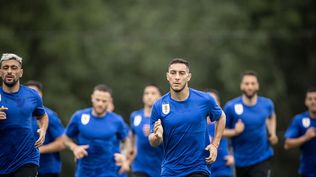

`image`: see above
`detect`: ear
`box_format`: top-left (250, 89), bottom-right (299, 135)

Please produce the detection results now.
top-left (187, 72), bottom-right (192, 82)
top-left (20, 69), bottom-right (23, 78)
top-left (166, 72), bottom-right (170, 81)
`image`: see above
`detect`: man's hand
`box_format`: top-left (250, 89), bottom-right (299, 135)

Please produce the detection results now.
top-left (35, 129), bottom-right (46, 148)
top-left (154, 119), bottom-right (163, 139)
top-left (224, 155), bottom-right (234, 166)
top-left (234, 119), bottom-right (245, 135)
top-left (114, 153), bottom-right (130, 174)
top-left (0, 106), bottom-right (8, 120)
top-left (304, 127), bottom-right (316, 141)
top-left (269, 134), bottom-right (279, 145)
top-left (205, 144), bottom-right (218, 163)
top-left (72, 145), bottom-right (89, 159)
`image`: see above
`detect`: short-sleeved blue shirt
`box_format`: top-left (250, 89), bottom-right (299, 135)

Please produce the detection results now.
top-left (0, 85), bottom-right (46, 174)
top-left (224, 96), bottom-right (274, 167)
top-left (32, 107), bottom-right (64, 175)
top-left (66, 108), bottom-right (128, 177)
top-left (150, 88), bottom-right (223, 177)
top-left (130, 109), bottom-right (162, 177)
top-left (207, 122), bottom-right (233, 177)
top-left (285, 111), bottom-right (316, 177)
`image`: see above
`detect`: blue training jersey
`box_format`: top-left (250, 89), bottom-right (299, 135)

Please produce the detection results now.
top-left (32, 107), bottom-right (65, 175)
top-left (66, 108), bottom-right (128, 177)
top-left (285, 111), bottom-right (316, 177)
top-left (150, 88), bottom-right (223, 177)
top-left (0, 85), bottom-right (46, 174)
top-left (224, 96), bottom-right (274, 167)
top-left (130, 109), bottom-right (162, 177)
top-left (207, 122), bottom-right (233, 177)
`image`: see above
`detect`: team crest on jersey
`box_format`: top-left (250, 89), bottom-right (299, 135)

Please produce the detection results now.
top-left (302, 117), bottom-right (311, 128)
top-left (234, 104), bottom-right (243, 115)
top-left (162, 103), bottom-right (170, 115)
top-left (134, 115), bottom-right (142, 126)
top-left (81, 114), bottom-right (90, 125)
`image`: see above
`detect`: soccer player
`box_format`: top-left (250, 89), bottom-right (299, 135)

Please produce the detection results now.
top-left (284, 87), bottom-right (316, 177)
top-left (0, 53), bottom-right (48, 177)
top-left (26, 80), bottom-right (66, 177)
top-left (205, 89), bottom-right (233, 177)
top-left (128, 84), bottom-right (162, 177)
top-left (224, 71), bottom-right (278, 177)
top-left (149, 58), bottom-right (226, 177)
top-left (63, 84), bottom-right (129, 177)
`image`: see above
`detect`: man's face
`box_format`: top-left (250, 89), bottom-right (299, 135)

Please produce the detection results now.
top-left (91, 90), bottom-right (111, 116)
top-left (143, 86), bottom-right (161, 107)
top-left (166, 63), bottom-right (191, 92)
top-left (0, 60), bottom-right (23, 87)
top-left (305, 92), bottom-right (316, 112)
top-left (240, 75), bottom-right (259, 99)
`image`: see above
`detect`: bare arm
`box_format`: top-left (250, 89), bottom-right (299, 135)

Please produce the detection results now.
top-left (223, 119), bottom-right (245, 138)
top-left (284, 127), bottom-right (316, 149)
top-left (35, 113), bottom-right (49, 147)
top-left (63, 135), bottom-right (89, 159)
top-left (39, 135), bottom-right (66, 154)
top-left (266, 112), bottom-right (278, 144)
top-left (205, 111), bottom-right (226, 163)
top-left (212, 112), bottom-right (226, 147)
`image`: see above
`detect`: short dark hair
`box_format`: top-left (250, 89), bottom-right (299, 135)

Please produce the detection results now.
top-left (168, 58), bottom-right (190, 71)
top-left (25, 80), bottom-right (43, 92)
top-left (241, 70), bottom-right (258, 81)
top-left (93, 84), bottom-right (112, 95)
top-left (144, 83), bottom-right (161, 94)
top-left (307, 87), bottom-right (316, 93)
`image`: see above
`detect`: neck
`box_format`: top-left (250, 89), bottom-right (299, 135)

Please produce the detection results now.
top-left (144, 105), bottom-right (152, 117)
top-left (92, 109), bottom-right (107, 118)
top-left (170, 86), bottom-right (190, 101)
top-left (242, 94), bottom-right (257, 106)
top-left (309, 111), bottom-right (316, 119)
top-left (2, 82), bottom-right (20, 93)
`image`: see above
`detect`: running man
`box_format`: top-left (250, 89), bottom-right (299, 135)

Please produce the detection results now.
top-left (63, 84), bottom-right (129, 177)
top-left (129, 84), bottom-right (162, 177)
top-left (149, 58), bottom-right (226, 177)
top-left (0, 53), bottom-right (48, 177)
top-left (26, 80), bottom-right (66, 177)
top-left (224, 71), bottom-right (278, 177)
top-left (284, 87), bottom-right (316, 177)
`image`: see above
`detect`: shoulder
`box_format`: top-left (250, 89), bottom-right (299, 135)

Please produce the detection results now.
top-left (190, 88), bottom-right (212, 100)
top-left (130, 109), bottom-right (143, 119)
top-left (224, 97), bottom-right (242, 109)
top-left (258, 96), bottom-right (274, 105)
top-left (21, 85), bottom-right (41, 97)
top-left (292, 112), bottom-right (308, 123)
top-left (72, 108), bottom-right (91, 119)
top-left (108, 112), bottom-right (125, 123)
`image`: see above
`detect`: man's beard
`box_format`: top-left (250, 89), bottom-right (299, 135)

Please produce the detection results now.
top-left (3, 79), bottom-right (18, 88)
top-left (171, 84), bottom-right (186, 93)
top-left (242, 90), bottom-right (257, 99)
